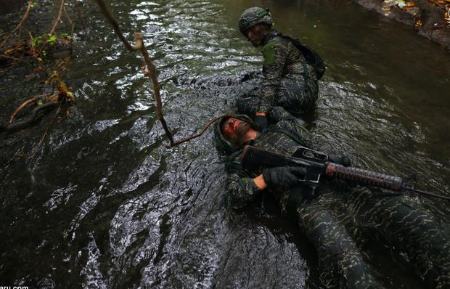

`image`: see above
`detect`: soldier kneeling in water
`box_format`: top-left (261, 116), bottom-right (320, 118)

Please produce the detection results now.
top-left (237, 7), bottom-right (325, 131)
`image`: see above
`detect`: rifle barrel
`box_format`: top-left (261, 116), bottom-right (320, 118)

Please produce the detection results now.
top-left (325, 163), bottom-right (403, 191)
top-left (326, 163), bottom-right (450, 201)
top-left (402, 187), bottom-right (450, 201)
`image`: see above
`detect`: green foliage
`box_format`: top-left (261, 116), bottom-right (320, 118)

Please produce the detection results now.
top-left (31, 33), bottom-right (72, 48)
top-left (47, 34), bottom-right (57, 45)
top-left (31, 35), bottom-right (43, 48)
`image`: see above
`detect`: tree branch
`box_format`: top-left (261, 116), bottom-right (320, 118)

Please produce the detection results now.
top-left (9, 95), bottom-right (39, 124)
top-left (134, 32), bottom-right (175, 145)
top-left (12, 0), bottom-right (33, 34)
top-left (49, 0), bottom-right (65, 35)
top-left (170, 115), bottom-right (225, 146)
top-left (63, 4), bottom-right (74, 34)
top-left (92, 0), bottom-right (133, 51)
top-left (93, 0), bottom-right (223, 147)
top-left (0, 0), bottom-right (33, 49)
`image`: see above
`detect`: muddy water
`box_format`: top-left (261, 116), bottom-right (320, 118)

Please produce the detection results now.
top-left (0, 0), bottom-right (449, 288)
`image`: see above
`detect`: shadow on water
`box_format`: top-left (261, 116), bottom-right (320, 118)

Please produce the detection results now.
top-left (0, 0), bottom-right (449, 288)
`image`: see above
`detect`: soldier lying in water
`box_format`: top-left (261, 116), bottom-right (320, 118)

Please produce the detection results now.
top-left (214, 112), bottom-right (450, 289)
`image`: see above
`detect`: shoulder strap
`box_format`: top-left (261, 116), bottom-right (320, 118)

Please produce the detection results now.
top-left (278, 33), bottom-right (326, 80)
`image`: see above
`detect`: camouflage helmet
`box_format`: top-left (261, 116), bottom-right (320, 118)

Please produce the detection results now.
top-left (213, 114), bottom-right (256, 156)
top-left (238, 7), bottom-right (273, 35)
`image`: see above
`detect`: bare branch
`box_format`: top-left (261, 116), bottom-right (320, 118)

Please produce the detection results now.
top-left (170, 115), bottom-right (225, 147)
top-left (0, 54), bottom-right (22, 61)
top-left (93, 0), bottom-right (223, 147)
top-left (0, 0), bottom-right (33, 49)
top-left (12, 0), bottom-right (33, 34)
top-left (49, 0), bottom-right (65, 35)
top-left (93, 0), bottom-right (133, 51)
top-left (9, 96), bottom-right (39, 124)
top-left (134, 32), bottom-right (174, 145)
top-left (63, 5), bottom-right (74, 34)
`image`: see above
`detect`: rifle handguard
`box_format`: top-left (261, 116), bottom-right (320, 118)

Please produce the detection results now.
top-left (325, 163), bottom-right (403, 191)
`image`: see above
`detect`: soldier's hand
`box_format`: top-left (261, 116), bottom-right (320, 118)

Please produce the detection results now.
top-left (255, 114), bottom-right (268, 132)
top-left (262, 166), bottom-right (306, 188)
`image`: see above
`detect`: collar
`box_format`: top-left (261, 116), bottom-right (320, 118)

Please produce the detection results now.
top-left (261, 30), bottom-right (279, 45)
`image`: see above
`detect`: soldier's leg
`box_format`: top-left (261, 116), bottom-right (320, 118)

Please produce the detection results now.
top-left (235, 78), bottom-right (263, 117)
top-left (350, 187), bottom-right (450, 289)
top-left (277, 75), bottom-right (318, 116)
top-left (268, 106), bottom-right (298, 123)
top-left (297, 197), bottom-right (384, 289)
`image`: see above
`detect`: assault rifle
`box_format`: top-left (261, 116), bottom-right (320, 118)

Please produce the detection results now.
top-left (240, 145), bottom-right (450, 201)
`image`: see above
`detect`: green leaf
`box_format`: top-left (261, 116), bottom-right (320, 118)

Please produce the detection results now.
top-left (31, 35), bottom-right (42, 47)
top-left (47, 34), bottom-right (57, 45)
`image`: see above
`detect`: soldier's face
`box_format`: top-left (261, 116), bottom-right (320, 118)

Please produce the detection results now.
top-left (221, 117), bottom-right (251, 145)
top-left (246, 25), bottom-right (266, 47)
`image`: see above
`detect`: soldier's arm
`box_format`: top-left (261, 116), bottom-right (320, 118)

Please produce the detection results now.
top-left (259, 40), bottom-right (288, 113)
top-left (275, 118), bottom-right (314, 147)
top-left (226, 165), bottom-right (265, 210)
top-left (276, 119), bottom-right (353, 165)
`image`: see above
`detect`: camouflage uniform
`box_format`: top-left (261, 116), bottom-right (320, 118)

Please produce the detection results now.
top-left (237, 31), bottom-right (320, 117)
top-left (219, 116), bottom-right (384, 289)
top-left (216, 115), bottom-right (450, 289)
top-left (343, 187), bottom-right (450, 289)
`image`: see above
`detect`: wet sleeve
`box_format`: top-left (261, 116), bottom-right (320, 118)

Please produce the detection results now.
top-left (276, 119), bottom-right (313, 147)
top-left (259, 40), bottom-right (288, 112)
top-left (226, 171), bottom-right (261, 210)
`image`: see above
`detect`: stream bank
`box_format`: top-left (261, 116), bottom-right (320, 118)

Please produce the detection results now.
top-left (354, 0), bottom-right (450, 50)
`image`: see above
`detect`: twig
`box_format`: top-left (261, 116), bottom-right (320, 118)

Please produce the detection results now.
top-left (93, 0), bottom-right (173, 143)
top-left (93, 0), bottom-right (223, 147)
top-left (0, 0), bottom-right (33, 48)
top-left (12, 0), bottom-right (33, 34)
top-left (63, 4), bottom-right (74, 34)
top-left (0, 54), bottom-right (22, 61)
top-left (9, 95), bottom-right (39, 123)
top-left (134, 32), bottom-right (174, 145)
top-left (170, 115), bottom-right (225, 146)
top-left (49, 0), bottom-right (65, 35)
top-left (93, 0), bottom-right (133, 51)
top-left (5, 102), bottom-right (58, 134)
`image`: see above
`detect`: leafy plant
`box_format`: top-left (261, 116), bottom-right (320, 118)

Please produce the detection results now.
top-left (47, 34), bottom-right (57, 45)
top-left (31, 35), bottom-right (43, 48)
